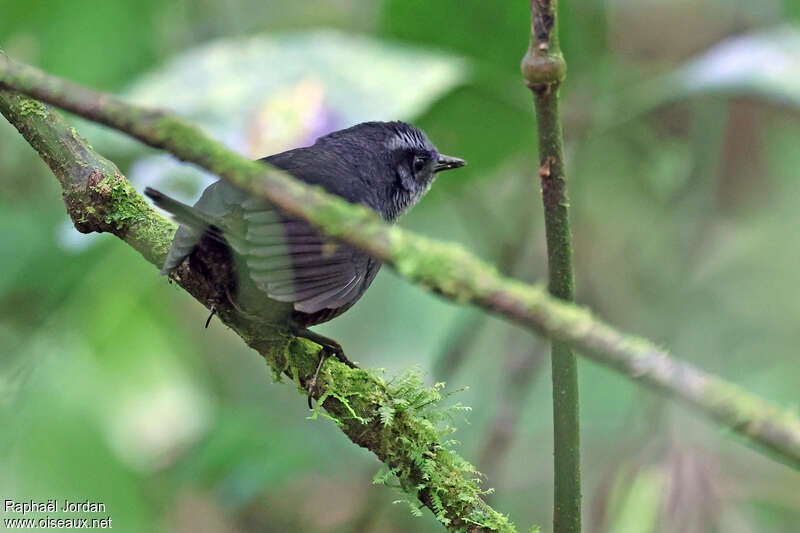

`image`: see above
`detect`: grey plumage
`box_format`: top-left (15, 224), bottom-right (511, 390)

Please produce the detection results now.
top-left (145, 121), bottom-right (464, 327)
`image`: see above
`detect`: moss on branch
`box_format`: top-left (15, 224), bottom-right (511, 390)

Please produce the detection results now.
top-left (0, 89), bottom-right (517, 533)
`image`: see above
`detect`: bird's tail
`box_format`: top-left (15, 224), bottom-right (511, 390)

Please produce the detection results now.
top-left (145, 187), bottom-right (221, 229)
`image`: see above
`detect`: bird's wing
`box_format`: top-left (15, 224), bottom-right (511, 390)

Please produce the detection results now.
top-left (228, 149), bottom-right (380, 313)
top-left (149, 181), bottom-right (249, 273)
top-left (235, 194), bottom-right (378, 313)
top-left (149, 145), bottom-right (381, 314)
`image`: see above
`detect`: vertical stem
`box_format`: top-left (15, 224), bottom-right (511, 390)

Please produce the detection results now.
top-left (521, 1), bottom-right (581, 532)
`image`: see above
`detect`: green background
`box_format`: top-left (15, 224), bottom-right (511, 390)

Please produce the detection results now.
top-left (1, 1), bottom-right (799, 531)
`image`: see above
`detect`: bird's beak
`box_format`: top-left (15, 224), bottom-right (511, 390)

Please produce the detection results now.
top-left (434, 154), bottom-right (466, 173)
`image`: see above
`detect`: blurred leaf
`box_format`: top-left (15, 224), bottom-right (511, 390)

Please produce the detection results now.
top-left (174, 406), bottom-right (320, 508)
top-left (608, 466), bottom-right (664, 533)
top-left (380, 0), bottom-right (528, 74)
top-left (600, 25), bottom-right (800, 128)
top-left (673, 25), bottom-right (800, 107)
top-left (80, 30), bottom-right (469, 202)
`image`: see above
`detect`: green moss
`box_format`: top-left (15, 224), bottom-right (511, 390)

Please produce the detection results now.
top-left (69, 126), bottom-right (93, 149)
top-left (308, 192), bottom-right (382, 240)
top-left (150, 116), bottom-right (255, 180)
top-left (17, 98), bottom-right (47, 118)
top-left (372, 371), bottom-right (512, 531)
top-left (267, 343), bottom-right (516, 530)
top-left (131, 216), bottom-right (176, 266)
top-left (704, 378), bottom-right (800, 432)
top-left (93, 174), bottom-right (145, 229)
top-left (310, 364), bottom-right (516, 532)
top-left (313, 363), bottom-right (374, 427)
top-left (261, 335), bottom-right (294, 382)
top-left (90, 173), bottom-right (176, 265)
top-left (284, 337), bottom-right (320, 385)
top-left (699, 379), bottom-right (800, 469)
top-left (390, 231), bottom-right (499, 303)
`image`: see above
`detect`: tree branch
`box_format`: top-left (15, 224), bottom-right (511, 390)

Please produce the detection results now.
top-left (522, 1), bottom-right (581, 531)
top-left (2, 56), bottom-right (800, 475)
top-left (0, 90), bottom-right (515, 533)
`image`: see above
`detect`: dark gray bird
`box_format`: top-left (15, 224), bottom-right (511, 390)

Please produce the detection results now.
top-left (145, 121), bottom-right (464, 386)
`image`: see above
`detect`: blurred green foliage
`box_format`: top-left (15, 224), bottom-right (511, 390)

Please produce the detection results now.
top-left (1, 1), bottom-right (800, 532)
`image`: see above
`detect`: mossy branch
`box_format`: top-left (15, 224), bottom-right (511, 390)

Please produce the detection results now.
top-left (2, 56), bottom-right (800, 475)
top-left (0, 90), bottom-right (515, 533)
top-left (521, 1), bottom-right (581, 532)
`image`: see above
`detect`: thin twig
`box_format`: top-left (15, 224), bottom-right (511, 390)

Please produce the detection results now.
top-left (522, 1), bottom-right (581, 531)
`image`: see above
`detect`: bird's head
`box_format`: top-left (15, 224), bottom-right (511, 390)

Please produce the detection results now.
top-left (315, 121), bottom-right (465, 220)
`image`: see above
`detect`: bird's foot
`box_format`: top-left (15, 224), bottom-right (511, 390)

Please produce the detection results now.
top-left (202, 289), bottom-right (251, 328)
top-left (291, 327), bottom-right (357, 408)
top-left (204, 304), bottom-right (217, 328)
top-left (306, 350), bottom-right (327, 409)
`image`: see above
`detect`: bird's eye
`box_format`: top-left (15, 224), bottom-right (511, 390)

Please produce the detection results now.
top-left (412, 155), bottom-right (427, 174)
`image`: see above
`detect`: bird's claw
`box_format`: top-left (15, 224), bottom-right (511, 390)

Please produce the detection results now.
top-left (306, 345), bottom-right (356, 409)
top-left (307, 348), bottom-right (331, 409)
